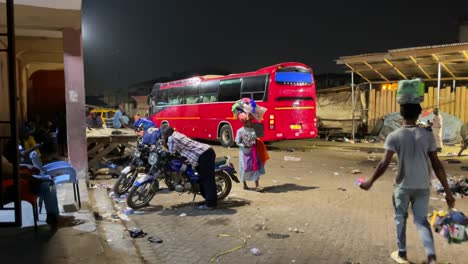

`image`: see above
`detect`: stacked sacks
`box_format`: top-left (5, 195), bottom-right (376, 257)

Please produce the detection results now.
top-left (430, 210), bottom-right (468, 244)
top-left (396, 78), bottom-right (425, 104)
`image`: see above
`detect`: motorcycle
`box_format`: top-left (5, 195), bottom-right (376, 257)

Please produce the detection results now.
top-left (113, 142), bottom-right (153, 195)
top-left (113, 124), bottom-right (161, 195)
top-left (126, 145), bottom-right (239, 209)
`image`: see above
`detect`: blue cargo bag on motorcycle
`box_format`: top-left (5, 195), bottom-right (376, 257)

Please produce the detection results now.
top-left (142, 127), bottom-right (161, 145)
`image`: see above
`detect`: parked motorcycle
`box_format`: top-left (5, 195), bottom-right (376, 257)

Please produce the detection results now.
top-left (126, 145), bottom-right (239, 209)
top-left (113, 142), bottom-right (153, 195)
top-left (113, 124), bottom-right (161, 195)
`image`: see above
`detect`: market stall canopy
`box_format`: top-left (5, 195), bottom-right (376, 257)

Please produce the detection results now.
top-left (0, 0), bottom-right (81, 38)
top-left (337, 43), bottom-right (468, 83)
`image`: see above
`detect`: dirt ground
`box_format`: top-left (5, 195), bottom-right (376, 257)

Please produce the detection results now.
top-left (92, 140), bottom-right (468, 264)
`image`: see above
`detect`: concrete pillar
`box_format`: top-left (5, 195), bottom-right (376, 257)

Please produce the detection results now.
top-left (63, 28), bottom-right (88, 180)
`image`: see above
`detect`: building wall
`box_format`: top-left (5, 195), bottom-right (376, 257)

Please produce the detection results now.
top-left (460, 22), bottom-right (468, 42)
top-left (28, 70), bottom-right (66, 121)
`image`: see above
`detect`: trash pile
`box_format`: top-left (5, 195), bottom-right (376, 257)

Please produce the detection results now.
top-left (432, 176), bottom-right (468, 198)
top-left (430, 210), bottom-right (468, 244)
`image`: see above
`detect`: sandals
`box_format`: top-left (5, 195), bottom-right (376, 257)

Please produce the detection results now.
top-left (255, 187), bottom-right (264, 192)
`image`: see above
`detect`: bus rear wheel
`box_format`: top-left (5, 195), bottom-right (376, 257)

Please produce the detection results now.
top-left (219, 124), bottom-right (234, 148)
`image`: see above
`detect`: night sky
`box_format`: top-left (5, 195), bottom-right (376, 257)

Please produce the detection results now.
top-left (82, 0), bottom-right (468, 94)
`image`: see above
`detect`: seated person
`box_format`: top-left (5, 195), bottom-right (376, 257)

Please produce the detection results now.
top-left (1, 154), bottom-right (84, 228)
top-left (87, 112), bottom-right (103, 128)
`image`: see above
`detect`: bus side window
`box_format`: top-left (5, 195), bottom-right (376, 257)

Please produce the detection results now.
top-left (156, 89), bottom-right (168, 105)
top-left (200, 80), bottom-right (219, 103)
top-left (184, 84), bottom-right (200, 104)
top-left (219, 78), bottom-right (241, 102)
top-left (168, 88), bottom-right (183, 105)
top-left (241, 75), bottom-right (267, 101)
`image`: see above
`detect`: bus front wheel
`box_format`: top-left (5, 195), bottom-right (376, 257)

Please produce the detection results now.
top-left (219, 124), bottom-right (234, 148)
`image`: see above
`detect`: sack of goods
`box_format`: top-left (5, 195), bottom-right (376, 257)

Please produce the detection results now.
top-left (396, 78), bottom-right (425, 104)
top-left (430, 209), bottom-right (468, 244)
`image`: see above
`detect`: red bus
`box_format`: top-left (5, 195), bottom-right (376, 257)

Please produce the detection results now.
top-left (148, 62), bottom-right (317, 147)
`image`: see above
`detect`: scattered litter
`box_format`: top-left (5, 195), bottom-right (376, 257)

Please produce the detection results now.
top-left (250, 248), bottom-right (262, 256)
top-left (117, 211), bottom-right (129, 221)
top-left (430, 197), bottom-right (440, 200)
top-left (351, 169), bottom-right (361, 174)
top-left (179, 213), bottom-right (187, 217)
top-left (284, 156), bottom-right (301, 162)
top-left (288, 227), bottom-right (305, 233)
top-left (107, 239), bottom-right (112, 242)
top-left (123, 207), bottom-right (134, 215)
top-left (93, 211), bottom-right (103, 221)
top-left (267, 233), bottom-right (289, 239)
top-left (445, 159), bottom-right (461, 164)
top-left (287, 148), bottom-right (295, 152)
top-left (334, 172), bottom-right (340, 176)
top-left (337, 188), bottom-right (347, 192)
top-left (109, 191), bottom-right (115, 198)
top-left (133, 211), bottom-right (145, 215)
top-left (292, 260), bottom-right (296, 263)
top-left (254, 224), bottom-right (268, 231)
top-left (129, 227), bottom-right (147, 238)
top-left (432, 176), bottom-right (468, 197)
top-left (272, 180), bottom-right (279, 183)
top-left (89, 183), bottom-right (112, 189)
top-left (148, 236), bottom-right (163, 243)
top-left (210, 234), bottom-right (247, 263)
top-left (120, 194), bottom-right (128, 199)
top-left (294, 177), bottom-right (302, 180)
top-left (446, 152), bottom-right (457, 157)
top-left (367, 156), bottom-right (376, 161)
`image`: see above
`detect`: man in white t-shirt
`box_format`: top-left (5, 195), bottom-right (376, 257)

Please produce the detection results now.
top-left (359, 103), bottom-right (454, 264)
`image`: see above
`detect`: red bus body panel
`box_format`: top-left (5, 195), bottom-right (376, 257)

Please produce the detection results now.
top-left (149, 62), bottom-right (317, 142)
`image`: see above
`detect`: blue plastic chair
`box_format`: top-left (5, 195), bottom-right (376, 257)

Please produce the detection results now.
top-left (29, 151), bottom-right (81, 210)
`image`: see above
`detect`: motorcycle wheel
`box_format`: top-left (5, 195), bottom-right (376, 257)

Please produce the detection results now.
top-left (126, 181), bottom-right (159, 209)
top-left (113, 168), bottom-right (138, 195)
top-left (215, 171), bottom-right (232, 201)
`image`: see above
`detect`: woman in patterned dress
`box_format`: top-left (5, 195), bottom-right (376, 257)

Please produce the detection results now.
top-left (235, 113), bottom-right (265, 192)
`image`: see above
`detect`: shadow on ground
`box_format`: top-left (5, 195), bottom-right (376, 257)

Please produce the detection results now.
top-left (263, 183), bottom-right (319, 193)
top-left (156, 198), bottom-right (251, 217)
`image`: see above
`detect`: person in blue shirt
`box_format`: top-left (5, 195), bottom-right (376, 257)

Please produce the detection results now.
top-left (113, 104), bottom-right (127, 129)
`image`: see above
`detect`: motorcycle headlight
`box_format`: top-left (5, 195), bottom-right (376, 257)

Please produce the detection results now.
top-left (134, 150), bottom-right (141, 158)
top-left (148, 153), bottom-right (158, 165)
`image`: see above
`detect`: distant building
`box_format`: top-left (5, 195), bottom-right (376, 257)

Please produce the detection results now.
top-left (315, 73), bottom-right (363, 90)
top-left (460, 18), bottom-right (468, 42)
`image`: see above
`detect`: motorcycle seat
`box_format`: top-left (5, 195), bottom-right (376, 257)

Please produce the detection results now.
top-left (215, 157), bottom-right (228, 167)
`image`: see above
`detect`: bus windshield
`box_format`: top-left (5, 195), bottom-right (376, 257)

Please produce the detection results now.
top-left (275, 66), bottom-right (313, 84)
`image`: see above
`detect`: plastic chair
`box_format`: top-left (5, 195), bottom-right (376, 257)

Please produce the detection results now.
top-left (2, 178), bottom-right (39, 231)
top-left (29, 151), bottom-right (81, 209)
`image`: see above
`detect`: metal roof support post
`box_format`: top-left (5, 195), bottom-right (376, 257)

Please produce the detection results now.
top-left (437, 62), bottom-right (441, 109)
top-left (452, 80), bottom-right (456, 91)
top-left (351, 71), bottom-right (355, 142)
top-left (7, 0), bottom-right (21, 227)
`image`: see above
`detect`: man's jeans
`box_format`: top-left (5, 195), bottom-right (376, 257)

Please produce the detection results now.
top-left (34, 182), bottom-right (60, 216)
top-left (393, 186), bottom-right (435, 256)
